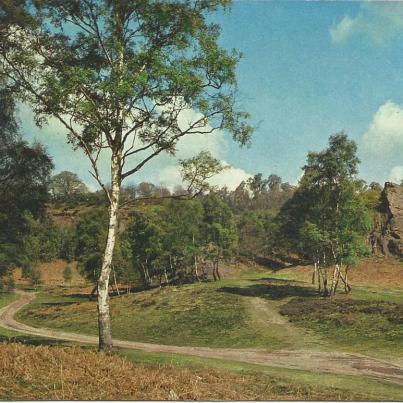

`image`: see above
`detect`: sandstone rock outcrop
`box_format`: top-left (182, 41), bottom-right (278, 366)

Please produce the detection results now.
top-left (372, 182), bottom-right (403, 258)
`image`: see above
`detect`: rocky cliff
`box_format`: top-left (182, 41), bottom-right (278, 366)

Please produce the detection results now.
top-left (372, 182), bottom-right (403, 258)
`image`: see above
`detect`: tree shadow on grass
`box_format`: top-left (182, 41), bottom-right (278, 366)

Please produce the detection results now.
top-left (249, 277), bottom-right (305, 285)
top-left (219, 282), bottom-right (317, 300)
top-left (64, 293), bottom-right (95, 300)
top-left (39, 301), bottom-right (77, 307)
top-left (0, 335), bottom-right (67, 346)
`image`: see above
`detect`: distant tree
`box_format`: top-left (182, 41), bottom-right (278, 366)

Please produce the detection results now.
top-left (230, 181), bottom-right (251, 212)
top-left (180, 151), bottom-right (227, 196)
top-left (202, 193), bottom-right (238, 280)
top-left (267, 174), bottom-right (282, 192)
top-left (21, 214), bottom-right (66, 264)
top-left (49, 171), bottom-right (88, 201)
top-left (58, 228), bottom-right (76, 263)
top-left (75, 208), bottom-right (135, 293)
top-left (1, 274), bottom-right (15, 291)
top-left (238, 211), bottom-right (267, 262)
top-left (136, 182), bottom-right (157, 199)
top-left (238, 209), bottom-right (278, 263)
top-left (164, 199), bottom-right (204, 282)
top-left (247, 174), bottom-right (269, 199)
top-left (120, 184), bottom-right (137, 201)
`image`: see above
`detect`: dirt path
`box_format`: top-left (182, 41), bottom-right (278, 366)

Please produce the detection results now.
top-left (2, 290), bottom-right (403, 386)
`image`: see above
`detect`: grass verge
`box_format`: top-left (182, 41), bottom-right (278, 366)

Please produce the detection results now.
top-left (0, 291), bottom-right (17, 310)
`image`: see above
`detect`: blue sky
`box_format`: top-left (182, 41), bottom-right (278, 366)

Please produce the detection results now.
top-left (19, 1), bottom-right (403, 189)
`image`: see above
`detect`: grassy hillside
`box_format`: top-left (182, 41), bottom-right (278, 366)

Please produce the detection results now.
top-left (16, 269), bottom-right (318, 351)
top-left (16, 258), bottom-right (403, 361)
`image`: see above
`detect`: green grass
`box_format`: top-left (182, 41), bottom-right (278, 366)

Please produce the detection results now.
top-left (15, 267), bottom-right (403, 361)
top-left (17, 277), bottom-right (288, 349)
top-left (0, 291), bottom-right (17, 309)
top-left (118, 348), bottom-right (403, 401)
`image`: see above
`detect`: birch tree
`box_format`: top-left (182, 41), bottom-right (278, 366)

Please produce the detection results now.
top-left (278, 134), bottom-right (372, 296)
top-left (0, 0), bottom-right (252, 353)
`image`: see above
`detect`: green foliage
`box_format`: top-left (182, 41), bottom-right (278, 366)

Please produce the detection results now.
top-left (202, 193), bottom-right (238, 260)
top-left (237, 209), bottom-right (278, 260)
top-left (75, 208), bottom-right (107, 282)
top-left (21, 261), bottom-right (42, 287)
top-left (74, 208), bottom-right (135, 284)
top-left (1, 275), bottom-right (15, 291)
top-left (180, 151), bottom-right (228, 195)
top-left (49, 171), bottom-right (88, 205)
top-left (0, 86), bottom-right (53, 275)
top-left (277, 133), bottom-right (373, 272)
top-left (125, 195), bottom-right (237, 286)
top-left (219, 174), bottom-right (295, 214)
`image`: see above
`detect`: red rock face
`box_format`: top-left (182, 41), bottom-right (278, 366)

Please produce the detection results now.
top-left (373, 182), bottom-right (403, 258)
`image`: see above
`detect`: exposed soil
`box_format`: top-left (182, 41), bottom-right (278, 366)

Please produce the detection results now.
top-left (1, 290), bottom-right (403, 386)
top-left (11, 260), bottom-right (87, 287)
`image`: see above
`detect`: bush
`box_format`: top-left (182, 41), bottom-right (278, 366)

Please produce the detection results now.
top-left (22, 262), bottom-right (41, 287)
top-left (6, 275), bottom-right (15, 290)
top-left (63, 266), bottom-right (73, 284)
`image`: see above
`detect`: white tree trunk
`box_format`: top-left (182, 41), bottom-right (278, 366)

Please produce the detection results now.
top-left (312, 262), bottom-right (317, 285)
top-left (97, 155), bottom-right (121, 354)
top-left (330, 265), bottom-right (339, 297)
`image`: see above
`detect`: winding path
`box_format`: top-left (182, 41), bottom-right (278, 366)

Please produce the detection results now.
top-left (1, 290), bottom-right (403, 386)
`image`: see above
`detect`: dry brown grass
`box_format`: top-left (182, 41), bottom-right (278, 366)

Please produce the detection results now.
top-left (0, 343), bottom-right (366, 401)
top-left (279, 257), bottom-right (403, 289)
top-left (11, 260), bottom-right (87, 287)
top-left (348, 257), bottom-right (403, 288)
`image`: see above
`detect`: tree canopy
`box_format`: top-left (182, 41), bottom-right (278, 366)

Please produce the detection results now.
top-left (49, 171), bottom-right (88, 201)
top-left (0, 86), bottom-right (53, 275)
top-left (277, 133), bottom-right (372, 296)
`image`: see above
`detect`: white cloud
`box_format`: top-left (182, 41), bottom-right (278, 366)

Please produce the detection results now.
top-left (361, 101), bottom-right (403, 155)
top-left (388, 166), bottom-right (403, 184)
top-left (330, 3), bottom-right (403, 44)
top-left (18, 102), bottom-right (251, 191)
top-left (208, 162), bottom-right (251, 191)
top-left (330, 16), bottom-right (355, 43)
